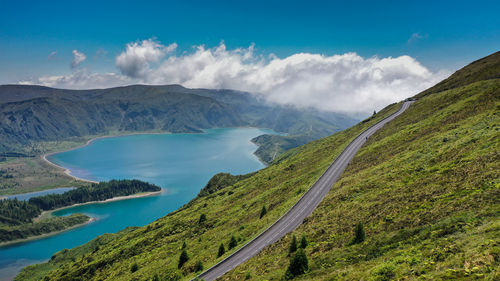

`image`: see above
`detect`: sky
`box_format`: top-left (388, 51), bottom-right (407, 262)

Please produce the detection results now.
top-left (0, 0), bottom-right (498, 114)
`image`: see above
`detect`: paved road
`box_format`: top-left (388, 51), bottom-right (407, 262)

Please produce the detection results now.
top-left (197, 101), bottom-right (414, 281)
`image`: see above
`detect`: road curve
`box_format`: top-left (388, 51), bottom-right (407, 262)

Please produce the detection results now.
top-left (197, 101), bottom-right (414, 281)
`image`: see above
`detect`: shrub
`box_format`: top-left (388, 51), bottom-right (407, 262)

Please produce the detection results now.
top-left (351, 222), bottom-right (365, 244)
top-left (229, 235), bottom-right (238, 250)
top-left (199, 213), bottom-right (207, 224)
top-left (217, 243), bottom-right (226, 257)
top-left (194, 260), bottom-right (203, 272)
top-left (289, 235), bottom-right (298, 253)
top-left (130, 262), bottom-right (139, 273)
top-left (260, 205), bottom-right (267, 219)
top-left (178, 249), bottom-right (189, 268)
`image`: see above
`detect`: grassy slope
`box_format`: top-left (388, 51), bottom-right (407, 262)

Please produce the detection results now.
top-left (16, 103), bottom-right (400, 281)
top-left (225, 79), bottom-right (500, 280)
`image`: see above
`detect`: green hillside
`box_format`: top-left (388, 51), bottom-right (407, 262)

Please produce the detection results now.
top-left (16, 52), bottom-right (500, 280)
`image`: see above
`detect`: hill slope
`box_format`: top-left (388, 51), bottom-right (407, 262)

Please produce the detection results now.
top-left (16, 52), bottom-right (500, 280)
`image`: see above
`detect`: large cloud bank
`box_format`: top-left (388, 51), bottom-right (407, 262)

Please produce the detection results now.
top-left (22, 39), bottom-right (449, 114)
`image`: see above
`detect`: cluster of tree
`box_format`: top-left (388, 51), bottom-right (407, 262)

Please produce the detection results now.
top-left (0, 198), bottom-right (41, 226)
top-left (285, 234), bottom-right (309, 279)
top-left (0, 179), bottom-right (159, 242)
top-left (0, 213), bottom-right (88, 242)
top-left (29, 179), bottom-right (161, 211)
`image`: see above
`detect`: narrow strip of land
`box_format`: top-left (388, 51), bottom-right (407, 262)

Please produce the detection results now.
top-left (197, 101), bottom-right (414, 281)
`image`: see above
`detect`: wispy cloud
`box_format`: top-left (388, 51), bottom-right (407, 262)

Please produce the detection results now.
top-left (408, 32), bottom-right (427, 44)
top-left (70, 50), bottom-right (86, 69)
top-left (48, 51), bottom-right (58, 60)
top-left (21, 39), bottom-right (449, 115)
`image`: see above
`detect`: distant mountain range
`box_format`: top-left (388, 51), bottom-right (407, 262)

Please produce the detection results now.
top-left (0, 84), bottom-right (358, 160)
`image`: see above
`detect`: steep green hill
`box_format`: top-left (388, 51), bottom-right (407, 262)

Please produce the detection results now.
top-left (16, 52), bottom-right (499, 280)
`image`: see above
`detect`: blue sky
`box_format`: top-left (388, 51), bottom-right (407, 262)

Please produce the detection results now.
top-left (0, 0), bottom-right (498, 113)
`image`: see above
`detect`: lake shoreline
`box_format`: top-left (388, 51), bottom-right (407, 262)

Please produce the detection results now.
top-left (0, 217), bottom-right (96, 248)
top-left (1, 190), bottom-right (163, 248)
top-left (36, 190), bottom-right (164, 221)
top-left (41, 127), bottom-right (273, 184)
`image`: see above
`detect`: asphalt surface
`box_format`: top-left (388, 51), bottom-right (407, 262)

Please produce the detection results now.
top-left (197, 101), bottom-right (414, 281)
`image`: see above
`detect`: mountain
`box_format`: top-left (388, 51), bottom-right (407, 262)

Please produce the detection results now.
top-left (0, 85), bottom-right (358, 161)
top-left (16, 51), bottom-right (499, 280)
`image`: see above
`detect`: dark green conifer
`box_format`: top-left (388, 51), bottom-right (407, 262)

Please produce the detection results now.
top-left (286, 248), bottom-right (309, 277)
top-left (300, 235), bottom-right (308, 248)
top-left (217, 243), bottom-right (226, 257)
top-left (289, 235), bottom-right (298, 253)
top-left (178, 249), bottom-right (189, 268)
top-left (229, 235), bottom-right (238, 250)
top-left (259, 205), bottom-right (267, 219)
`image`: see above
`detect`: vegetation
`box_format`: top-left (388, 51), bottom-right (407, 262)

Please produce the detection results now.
top-left (300, 235), bottom-right (308, 249)
top-left (217, 243), bottom-right (226, 258)
top-left (0, 213), bottom-right (89, 243)
top-left (350, 222), bottom-right (365, 245)
top-left (28, 179), bottom-right (161, 211)
top-left (16, 53), bottom-right (499, 280)
top-left (229, 235), bottom-right (238, 250)
top-left (0, 198), bottom-right (40, 225)
top-left (259, 205), bottom-right (267, 219)
top-left (289, 235), bottom-right (298, 253)
top-left (178, 250), bottom-right (189, 269)
top-left (286, 248), bottom-right (309, 278)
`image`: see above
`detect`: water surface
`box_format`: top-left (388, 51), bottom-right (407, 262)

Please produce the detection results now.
top-left (0, 128), bottom-right (272, 280)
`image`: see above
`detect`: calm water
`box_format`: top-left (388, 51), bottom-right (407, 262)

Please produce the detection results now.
top-left (0, 128), bottom-right (273, 280)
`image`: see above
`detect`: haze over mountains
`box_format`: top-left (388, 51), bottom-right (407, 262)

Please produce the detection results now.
top-left (0, 84), bottom-right (358, 160)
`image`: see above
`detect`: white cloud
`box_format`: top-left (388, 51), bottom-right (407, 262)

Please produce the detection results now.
top-left (70, 50), bottom-right (86, 69)
top-left (21, 69), bottom-right (132, 89)
top-left (21, 40), bottom-right (450, 115)
top-left (115, 39), bottom-right (177, 78)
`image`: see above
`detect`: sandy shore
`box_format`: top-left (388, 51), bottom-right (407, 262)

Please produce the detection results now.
top-left (36, 190), bottom-right (164, 221)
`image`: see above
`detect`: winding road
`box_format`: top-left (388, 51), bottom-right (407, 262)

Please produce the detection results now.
top-left (197, 101), bottom-right (414, 281)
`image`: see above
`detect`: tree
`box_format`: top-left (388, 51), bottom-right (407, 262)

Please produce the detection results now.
top-left (194, 260), bottom-right (204, 272)
top-left (351, 222), bottom-right (365, 244)
top-left (217, 243), bottom-right (226, 257)
top-left (286, 248), bottom-right (309, 278)
top-left (289, 235), bottom-right (298, 253)
top-left (178, 249), bottom-right (189, 268)
top-left (130, 262), bottom-right (139, 273)
top-left (259, 205), bottom-right (267, 219)
top-left (373, 110), bottom-right (377, 116)
top-left (229, 235), bottom-right (238, 250)
top-left (199, 213), bottom-right (207, 224)
top-left (300, 235), bottom-right (308, 249)
top-left (182, 241), bottom-right (187, 249)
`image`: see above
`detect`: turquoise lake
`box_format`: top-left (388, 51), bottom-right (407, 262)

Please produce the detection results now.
top-left (0, 128), bottom-right (273, 280)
